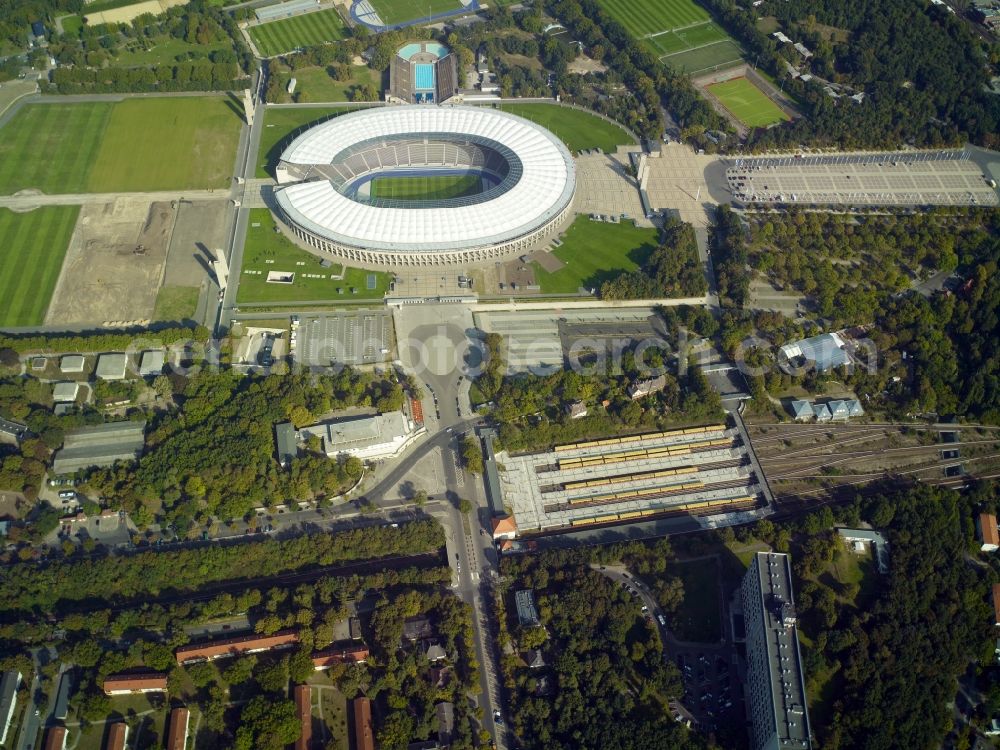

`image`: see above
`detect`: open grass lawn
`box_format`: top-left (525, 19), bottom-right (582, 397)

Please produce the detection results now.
top-left (152, 285), bottom-right (200, 322)
top-left (292, 65), bottom-right (384, 102)
top-left (88, 97), bottom-right (242, 191)
top-left (370, 173), bottom-right (481, 200)
top-left (597, 0), bottom-right (708, 38)
top-left (663, 39), bottom-right (744, 73)
top-left (237, 209), bottom-right (389, 303)
top-left (257, 107), bottom-right (348, 178)
top-left (0, 98), bottom-right (241, 194)
top-left (531, 216), bottom-right (658, 294)
top-left (369, 0), bottom-right (464, 26)
top-left (0, 207), bottom-right (79, 327)
top-left (59, 14), bottom-right (83, 35)
top-left (666, 558), bottom-right (722, 643)
top-left (249, 9), bottom-right (347, 57)
top-left (495, 103), bottom-right (635, 153)
top-left (0, 102), bottom-right (112, 194)
top-left (314, 683), bottom-right (349, 750)
top-left (112, 36), bottom-right (233, 67)
top-left (708, 76), bottom-right (789, 127)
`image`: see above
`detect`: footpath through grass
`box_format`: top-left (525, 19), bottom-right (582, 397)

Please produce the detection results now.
top-left (496, 103), bottom-right (635, 153)
top-left (237, 209), bottom-right (389, 303)
top-left (249, 9), bottom-right (347, 57)
top-left (0, 206), bottom-right (80, 327)
top-left (531, 216), bottom-right (659, 294)
top-left (370, 173), bottom-right (481, 200)
top-left (0, 98), bottom-right (242, 194)
top-left (708, 77), bottom-right (789, 128)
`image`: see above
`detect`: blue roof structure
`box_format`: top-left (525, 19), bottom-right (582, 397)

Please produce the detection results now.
top-left (780, 333), bottom-right (851, 372)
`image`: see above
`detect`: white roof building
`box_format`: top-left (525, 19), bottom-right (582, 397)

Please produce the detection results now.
top-left (138, 350), bottom-right (165, 377)
top-left (779, 333), bottom-right (851, 372)
top-left (95, 353), bottom-right (128, 380)
top-left (60, 355), bottom-right (85, 373)
top-left (274, 107), bottom-right (576, 261)
top-left (52, 382), bottom-right (80, 403)
top-left (300, 412), bottom-right (416, 460)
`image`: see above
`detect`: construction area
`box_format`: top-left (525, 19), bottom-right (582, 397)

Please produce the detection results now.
top-left (496, 423), bottom-right (765, 533)
top-left (726, 151), bottom-right (999, 206)
top-left (46, 199), bottom-right (177, 325)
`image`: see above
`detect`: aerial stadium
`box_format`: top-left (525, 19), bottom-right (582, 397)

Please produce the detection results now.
top-left (273, 106), bottom-right (577, 266)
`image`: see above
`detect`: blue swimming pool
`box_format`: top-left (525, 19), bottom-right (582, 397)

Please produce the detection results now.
top-left (425, 42), bottom-right (448, 59)
top-left (415, 63), bottom-right (435, 90)
top-left (399, 43), bottom-right (422, 60)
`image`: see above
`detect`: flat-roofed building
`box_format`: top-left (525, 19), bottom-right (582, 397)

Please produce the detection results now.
top-left (0, 670), bottom-right (21, 745)
top-left (95, 353), bottom-right (128, 380)
top-left (275, 421), bottom-right (297, 469)
top-left (44, 726), bottom-right (67, 750)
top-left (295, 684), bottom-right (312, 750)
top-left (60, 355), bottom-right (85, 373)
top-left (104, 722), bottom-right (128, 750)
top-left (299, 412), bottom-right (415, 460)
top-left (352, 697), bottom-right (374, 750)
top-left (836, 528), bottom-right (890, 573)
top-left (53, 671), bottom-right (71, 721)
top-left (52, 421), bottom-right (146, 475)
top-left (0, 416), bottom-right (27, 443)
top-left (52, 382), bottom-right (80, 403)
top-left (103, 673), bottom-right (167, 696)
top-left (167, 707), bottom-right (189, 750)
top-left (176, 629), bottom-right (299, 664)
top-left (138, 350), bottom-right (165, 377)
top-left (979, 513), bottom-right (999, 552)
top-left (741, 552), bottom-right (812, 750)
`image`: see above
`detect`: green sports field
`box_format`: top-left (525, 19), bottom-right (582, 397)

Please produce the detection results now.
top-left (663, 39), bottom-right (744, 73)
top-left (368, 0), bottom-right (464, 26)
top-left (0, 98), bottom-right (242, 194)
top-left (597, 0), bottom-right (708, 39)
top-left (0, 206), bottom-right (80, 327)
top-left (646, 21), bottom-right (729, 56)
top-left (496, 103), bottom-right (635, 154)
top-left (707, 77), bottom-right (789, 127)
top-left (370, 173), bottom-right (481, 200)
top-left (248, 9), bottom-right (346, 57)
top-left (531, 216), bottom-right (659, 295)
top-left (237, 209), bottom-right (389, 303)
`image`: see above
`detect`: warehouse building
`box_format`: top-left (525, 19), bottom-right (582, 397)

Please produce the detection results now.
top-left (778, 334), bottom-right (850, 373)
top-left (497, 424), bottom-right (762, 533)
top-left (52, 421), bottom-right (146, 475)
top-left (60, 355), bottom-right (85, 374)
top-left (741, 552), bottom-right (812, 750)
top-left (138, 350), bottom-right (165, 377)
top-left (52, 382), bottom-right (80, 403)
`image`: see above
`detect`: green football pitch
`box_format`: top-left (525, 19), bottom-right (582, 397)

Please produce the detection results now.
top-left (707, 77), bottom-right (790, 128)
top-left (369, 174), bottom-right (481, 200)
top-left (596, 0), bottom-right (709, 39)
top-left (0, 206), bottom-right (80, 327)
top-left (368, 0), bottom-right (464, 26)
top-left (248, 9), bottom-right (346, 57)
top-left (0, 98), bottom-right (242, 194)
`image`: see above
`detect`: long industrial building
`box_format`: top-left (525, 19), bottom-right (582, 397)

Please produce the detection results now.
top-left (51, 421), bottom-right (146, 476)
top-left (496, 423), bottom-right (763, 533)
top-left (741, 552), bottom-right (812, 750)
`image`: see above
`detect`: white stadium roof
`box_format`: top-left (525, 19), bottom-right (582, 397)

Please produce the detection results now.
top-left (274, 106), bottom-right (576, 253)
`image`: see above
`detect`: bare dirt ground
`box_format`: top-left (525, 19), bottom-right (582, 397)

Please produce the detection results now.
top-left (46, 199), bottom-right (177, 325)
top-left (567, 54), bottom-right (607, 75)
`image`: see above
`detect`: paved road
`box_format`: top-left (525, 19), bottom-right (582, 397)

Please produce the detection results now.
top-left (0, 189), bottom-right (230, 206)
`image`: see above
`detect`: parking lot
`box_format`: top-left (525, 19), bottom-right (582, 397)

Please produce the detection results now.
top-left (727, 150), bottom-right (999, 206)
top-left (293, 311), bottom-right (394, 367)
